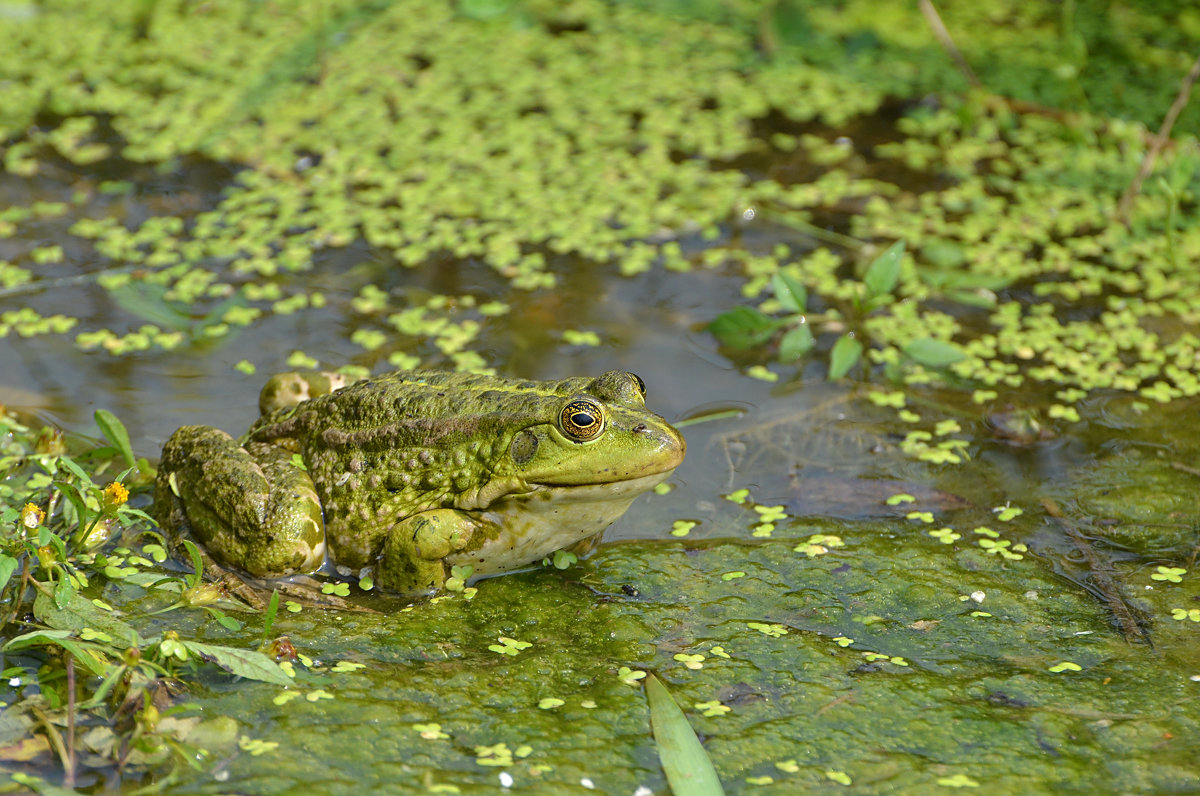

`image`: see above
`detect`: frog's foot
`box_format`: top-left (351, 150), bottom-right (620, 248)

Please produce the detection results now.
top-left (378, 509), bottom-right (479, 593)
top-left (154, 426), bottom-right (326, 578)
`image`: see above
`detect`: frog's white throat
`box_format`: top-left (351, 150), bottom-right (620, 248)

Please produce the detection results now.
top-left (446, 470), bottom-right (674, 577)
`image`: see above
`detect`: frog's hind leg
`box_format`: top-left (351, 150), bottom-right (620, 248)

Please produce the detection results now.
top-left (154, 426), bottom-right (326, 577)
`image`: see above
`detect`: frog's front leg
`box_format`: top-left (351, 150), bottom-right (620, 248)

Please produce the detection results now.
top-left (154, 426), bottom-right (325, 577)
top-left (377, 509), bottom-right (484, 593)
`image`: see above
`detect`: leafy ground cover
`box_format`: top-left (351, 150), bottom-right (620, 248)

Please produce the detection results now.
top-left (2, 0), bottom-right (1199, 793)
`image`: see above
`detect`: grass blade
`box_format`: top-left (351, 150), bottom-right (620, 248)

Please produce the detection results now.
top-left (646, 673), bottom-right (725, 796)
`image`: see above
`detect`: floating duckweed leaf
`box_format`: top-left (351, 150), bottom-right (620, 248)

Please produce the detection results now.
top-left (475, 743), bottom-right (515, 767)
top-left (747, 623), bottom-right (788, 637)
top-left (993, 505), bottom-right (1023, 521)
top-left (551, 550), bottom-right (577, 569)
top-left (1151, 567), bottom-right (1186, 583)
top-left (305, 690), bottom-right (334, 701)
top-left (1048, 661), bottom-right (1083, 673)
top-left (694, 700), bottom-right (730, 717)
top-left (562, 329), bottom-right (601, 346)
top-left (645, 674), bottom-right (726, 796)
top-left (239, 737), bottom-right (279, 756)
top-left (672, 520), bottom-right (697, 537)
top-left (331, 661), bottom-right (366, 673)
top-left (721, 571), bottom-right (746, 581)
top-left (618, 667), bottom-right (647, 685)
top-left (826, 770), bottom-right (853, 785)
top-left (286, 351), bottom-right (319, 369)
top-left (538, 698), bottom-right (565, 709)
top-left (675, 654), bottom-right (706, 670)
top-left (868, 390), bottom-right (906, 408)
top-left (885, 493), bottom-right (915, 505)
top-left (272, 691), bottom-right (301, 706)
top-left (414, 723), bottom-right (450, 740)
top-left (936, 773), bottom-right (981, 788)
top-left (754, 505), bottom-right (788, 522)
top-left (928, 528), bottom-right (960, 544)
top-left (747, 365), bottom-right (779, 382)
top-left (726, 489), bottom-right (750, 504)
top-left (488, 636), bottom-right (532, 656)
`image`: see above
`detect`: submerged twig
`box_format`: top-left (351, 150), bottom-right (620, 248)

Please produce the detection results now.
top-left (919, 0), bottom-right (981, 89)
top-left (1117, 53), bottom-right (1200, 226)
top-left (1041, 498), bottom-right (1149, 645)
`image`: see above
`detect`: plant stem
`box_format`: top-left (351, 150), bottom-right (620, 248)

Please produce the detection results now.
top-left (919, 0), bottom-right (981, 88)
top-left (66, 654), bottom-right (77, 788)
top-left (1117, 53), bottom-right (1200, 225)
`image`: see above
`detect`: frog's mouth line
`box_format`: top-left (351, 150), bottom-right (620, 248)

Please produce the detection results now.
top-left (521, 469), bottom-right (677, 503)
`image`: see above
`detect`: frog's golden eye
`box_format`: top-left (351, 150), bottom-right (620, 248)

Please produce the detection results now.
top-left (560, 398), bottom-right (605, 442)
top-left (630, 373), bottom-right (646, 397)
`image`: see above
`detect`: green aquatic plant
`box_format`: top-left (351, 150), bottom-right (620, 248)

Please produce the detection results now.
top-left (0, 408), bottom-right (293, 786)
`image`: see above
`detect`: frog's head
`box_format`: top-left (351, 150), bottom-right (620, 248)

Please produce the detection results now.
top-left (502, 370), bottom-right (685, 497)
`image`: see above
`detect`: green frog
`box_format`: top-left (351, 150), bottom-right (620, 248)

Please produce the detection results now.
top-left (153, 369), bottom-right (685, 594)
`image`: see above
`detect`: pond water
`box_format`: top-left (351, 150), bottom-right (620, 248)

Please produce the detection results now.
top-left (5, 193), bottom-right (1200, 793)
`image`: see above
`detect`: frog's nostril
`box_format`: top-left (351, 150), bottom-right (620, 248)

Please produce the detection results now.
top-left (632, 423), bottom-right (648, 433)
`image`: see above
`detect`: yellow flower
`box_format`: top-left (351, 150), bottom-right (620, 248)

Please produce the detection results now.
top-left (103, 481), bottom-right (130, 507)
top-left (20, 503), bottom-right (46, 529)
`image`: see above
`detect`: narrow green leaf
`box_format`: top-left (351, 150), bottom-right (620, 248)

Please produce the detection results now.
top-left (863, 241), bottom-right (905, 298)
top-left (262, 589), bottom-right (280, 643)
top-left (182, 539), bottom-right (204, 587)
top-left (707, 307), bottom-right (782, 350)
top-left (55, 455), bottom-right (93, 485)
top-left (646, 673), bottom-right (725, 796)
top-left (180, 640), bottom-right (292, 686)
top-left (0, 553), bottom-right (17, 592)
top-left (778, 324), bottom-right (815, 363)
top-left (95, 409), bottom-right (136, 468)
top-left (903, 338), bottom-right (966, 368)
top-left (828, 335), bottom-right (863, 380)
top-left (3, 630), bottom-right (113, 677)
top-left (771, 272), bottom-right (807, 314)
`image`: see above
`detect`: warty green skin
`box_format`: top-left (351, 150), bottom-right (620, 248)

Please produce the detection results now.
top-left (153, 369), bottom-right (685, 594)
